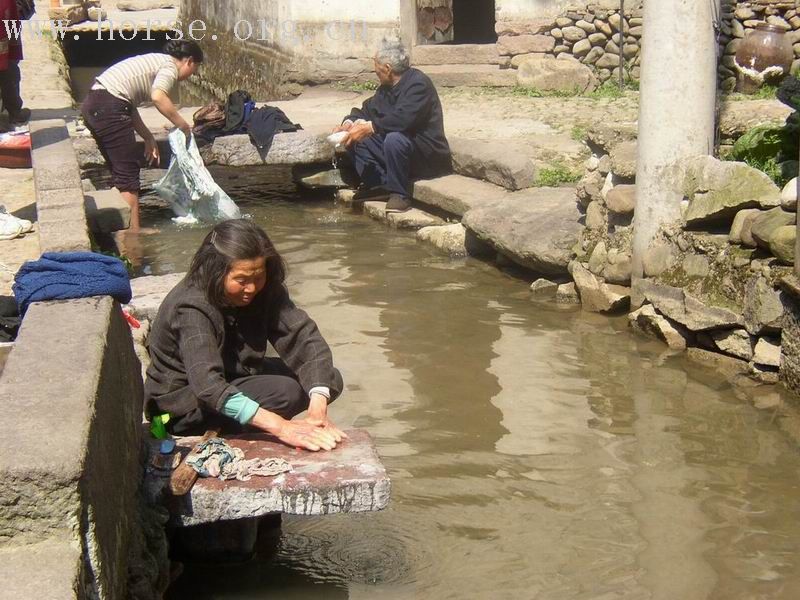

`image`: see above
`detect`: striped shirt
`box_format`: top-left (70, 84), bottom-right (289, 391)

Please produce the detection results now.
top-left (93, 53), bottom-right (179, 106)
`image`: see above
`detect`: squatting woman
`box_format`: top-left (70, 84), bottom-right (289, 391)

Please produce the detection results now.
top-left (145, 219), bottom-right (345, 452)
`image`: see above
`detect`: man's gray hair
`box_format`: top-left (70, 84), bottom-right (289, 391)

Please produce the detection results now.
top-left (376, 39), bottom-right (410, 74)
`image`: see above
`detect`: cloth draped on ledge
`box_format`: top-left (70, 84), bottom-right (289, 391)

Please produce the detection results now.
top-left (12, 251), bottom-right (132, 315)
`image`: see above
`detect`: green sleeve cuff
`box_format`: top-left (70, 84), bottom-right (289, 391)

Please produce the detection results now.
top-left (221, 392), bottom-right (260, 425)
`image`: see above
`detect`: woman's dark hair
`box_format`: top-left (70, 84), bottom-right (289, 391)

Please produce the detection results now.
top-left (187, 219), bottom-right (286, 308)
top-left (163, 39), bottom-right (204, 63)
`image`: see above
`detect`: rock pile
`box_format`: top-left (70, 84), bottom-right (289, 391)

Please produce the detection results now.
top-left (545, 120), bottom-right (798, 385)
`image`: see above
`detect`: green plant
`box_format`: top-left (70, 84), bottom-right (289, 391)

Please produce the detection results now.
top-left (570, 125), bottom-right (588, 141)
top-left (336, 80), bottom-right (378, 93)
top-left (585, 81), bottom-right (626, 100)
top-left (535, 164), bottom-right (582, 186)
top-left (726, 84), bottom-right (778, 101)
top-left (727, 121), bottom-right (799, 186)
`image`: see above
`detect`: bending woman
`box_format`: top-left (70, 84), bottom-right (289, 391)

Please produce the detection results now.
top-left (145, 219), bottom-right (345, 452)
top-left (81, 40), bottom-right (203, 231)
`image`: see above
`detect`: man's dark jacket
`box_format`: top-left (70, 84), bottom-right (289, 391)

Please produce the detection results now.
top-left (346, 68), bottom-right (451, 173)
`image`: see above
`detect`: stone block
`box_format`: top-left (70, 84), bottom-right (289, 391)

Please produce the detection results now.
top-left (146, 430), bottom-right (390, 526)
top-left (0, 298), bottom-right (143, 598)
top-left (781, 177), bottom-right (797, 211)
top-left (629, 304), bottom-right (692, 350)
top-left (463, 187), bottom-right (582, 275)
top-left (729, 208), bottom-right (764, 245)
top-left (751, 207), bottom-right (796, 248)
top-left (416, 223), bottom-right (468, 257)
top-left (449, 137), bottom-right (537, 191)
top-left (530, 278), bottom-right (559, 298)
top-left (556, 282), bottom-right (581, 304)
top-left (711, 328), bottom-right (755, 360)
top-left (668, 156), bottom-right (782, 226)
top-left (754, 336), bottom-right (782, 367)
top-left (38, 218), bottom-right (91, 253)
top-left (209, 132), bottom-right (334, 166)
top-left (363, 201), bottom-right (444, 230)
top-left (84, 189), bottom-right (132, 233)
top-left (127, 272), bottom-right (186, 321)
top-left (606, 184), bottom-right (636, 214)
top-left (413, 43), bottom-right (501, 65)
top-left (0, 538), bottom-right (82, 600)
top-left (770, 225), bottom-right (796, 264)
top-left (413, 174), bottom-right (509, 217)
top-left (495, 19), bottom-right (555, 36)
top-left (516, 56), bottom-right (599, 94)
top-left (572, 263), bottom-right (630, 313)
top-left (634, 279), bottom-right (743, 332)
top-left (418, 64), bottom-right (518, 87)
top-left (497, 34), bottom-right (556, 56)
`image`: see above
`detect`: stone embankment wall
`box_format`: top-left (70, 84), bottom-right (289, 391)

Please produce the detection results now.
top-left (565, 120), bottom-right (798, 387)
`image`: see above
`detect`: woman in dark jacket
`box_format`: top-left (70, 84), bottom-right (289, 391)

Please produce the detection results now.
top-left (145, 219), bottom-right (345, 452)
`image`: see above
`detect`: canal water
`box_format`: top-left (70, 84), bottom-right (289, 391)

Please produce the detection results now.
top-left (136, 171), bottom-right (800, 600)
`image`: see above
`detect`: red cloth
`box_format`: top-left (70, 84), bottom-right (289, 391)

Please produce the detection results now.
top-left (0, 0), bottom-right (23, 71)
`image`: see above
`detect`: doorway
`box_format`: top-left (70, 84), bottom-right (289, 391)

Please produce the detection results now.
top-left (452, 0), bottom-right (497, 44)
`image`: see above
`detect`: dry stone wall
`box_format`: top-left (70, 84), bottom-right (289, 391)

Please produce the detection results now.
top-left (498, 1), bottom-right (800, 89)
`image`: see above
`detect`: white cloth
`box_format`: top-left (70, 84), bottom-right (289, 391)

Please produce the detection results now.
top-left (154, 129), bottom-right (241, 224)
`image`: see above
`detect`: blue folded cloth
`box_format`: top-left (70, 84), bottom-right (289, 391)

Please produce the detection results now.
top-left (13, 252), bottom-right (132, 315)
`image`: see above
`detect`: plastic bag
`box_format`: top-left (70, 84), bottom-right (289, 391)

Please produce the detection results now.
top-left (154, 129), bottom-right (241, 224)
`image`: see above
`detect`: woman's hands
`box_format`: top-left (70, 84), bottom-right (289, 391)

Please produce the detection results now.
top-left (144, 136), bottom-right (160, 167)
top-left (249, 395), bottom-right (346, 452)
top-left (305, 393), bottom-right (348, 443)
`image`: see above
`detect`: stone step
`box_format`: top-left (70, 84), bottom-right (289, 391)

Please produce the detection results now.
top-left (413, 173), bottom-right (510, 218)
top-left (146, 429), bottom-right (390, 526)
top-left (362, 201), bottom-right (445, 229)
top-left (418, 64), bottom-right (517, 87)
top-left (449, 137), bottom-right (537, 190)
top-left (412, 43), bottom-right (501, 65)
top-left (84, 188), bottom-right (131, 233)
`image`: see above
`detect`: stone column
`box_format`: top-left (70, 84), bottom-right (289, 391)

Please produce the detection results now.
top-left (631, 0), bottom-right (720, 302)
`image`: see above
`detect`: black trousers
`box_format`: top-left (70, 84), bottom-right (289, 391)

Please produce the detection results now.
top-left (169, 358), bottom-right (344, 436)
top-left (0, 61), bottom-right (23, 116)
top-left (81, 89), bottom-right (141, 193)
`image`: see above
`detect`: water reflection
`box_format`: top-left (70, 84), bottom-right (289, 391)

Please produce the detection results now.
top-left (137, 175), bottom-right (800, 600)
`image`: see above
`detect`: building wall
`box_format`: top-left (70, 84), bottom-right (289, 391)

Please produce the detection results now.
top-left (182, 0), bottom-right (401, 99)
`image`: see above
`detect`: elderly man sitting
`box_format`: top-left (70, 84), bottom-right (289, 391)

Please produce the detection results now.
top-left (334, 40), bottom-right (452, 213)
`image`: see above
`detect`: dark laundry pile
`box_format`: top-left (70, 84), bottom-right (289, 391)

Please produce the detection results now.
top-left (192, 90), bottom-right (302, 155)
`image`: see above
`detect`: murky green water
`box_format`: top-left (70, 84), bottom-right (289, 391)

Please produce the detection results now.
top-left (136, 170), bottom-right (800, 600)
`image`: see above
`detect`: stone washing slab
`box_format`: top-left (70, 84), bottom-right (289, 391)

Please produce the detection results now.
top-left (462, 187), bottom-right (582, 275)
top-left (147, 430), bottom-right (390, 526)
top-left (207, 132), bottom-right (334, 166)
top-left (126, 272), bottom-right (186, 321)
top-left (449, 137), bottom-right (537, 191)
top-left (413, 174), bottom-right (510, 218)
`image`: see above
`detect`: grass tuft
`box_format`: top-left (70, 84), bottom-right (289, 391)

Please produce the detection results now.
top-left (535, 164), bottom-right (582, 187)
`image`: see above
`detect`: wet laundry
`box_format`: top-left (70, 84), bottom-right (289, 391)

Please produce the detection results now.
top-left (186, 437), bottom-right (293, 482)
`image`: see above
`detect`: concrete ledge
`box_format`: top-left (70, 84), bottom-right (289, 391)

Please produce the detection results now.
top-left (418, 64), bottom-right (517, 87)
top-left (0, 297), bottom-right (144, 598)
top-left (413, 44), bottom-right (502, 65)
top-left (30, 119), bottom-right (90, 253)
top-left (127, 272), bottom-right (186, 321)
top-left (0, 538), bottom-right (83, 600)
top-left (147, 430), bottom-right (390, 526)
top-left (85, 189), bottom-right (131, 233)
